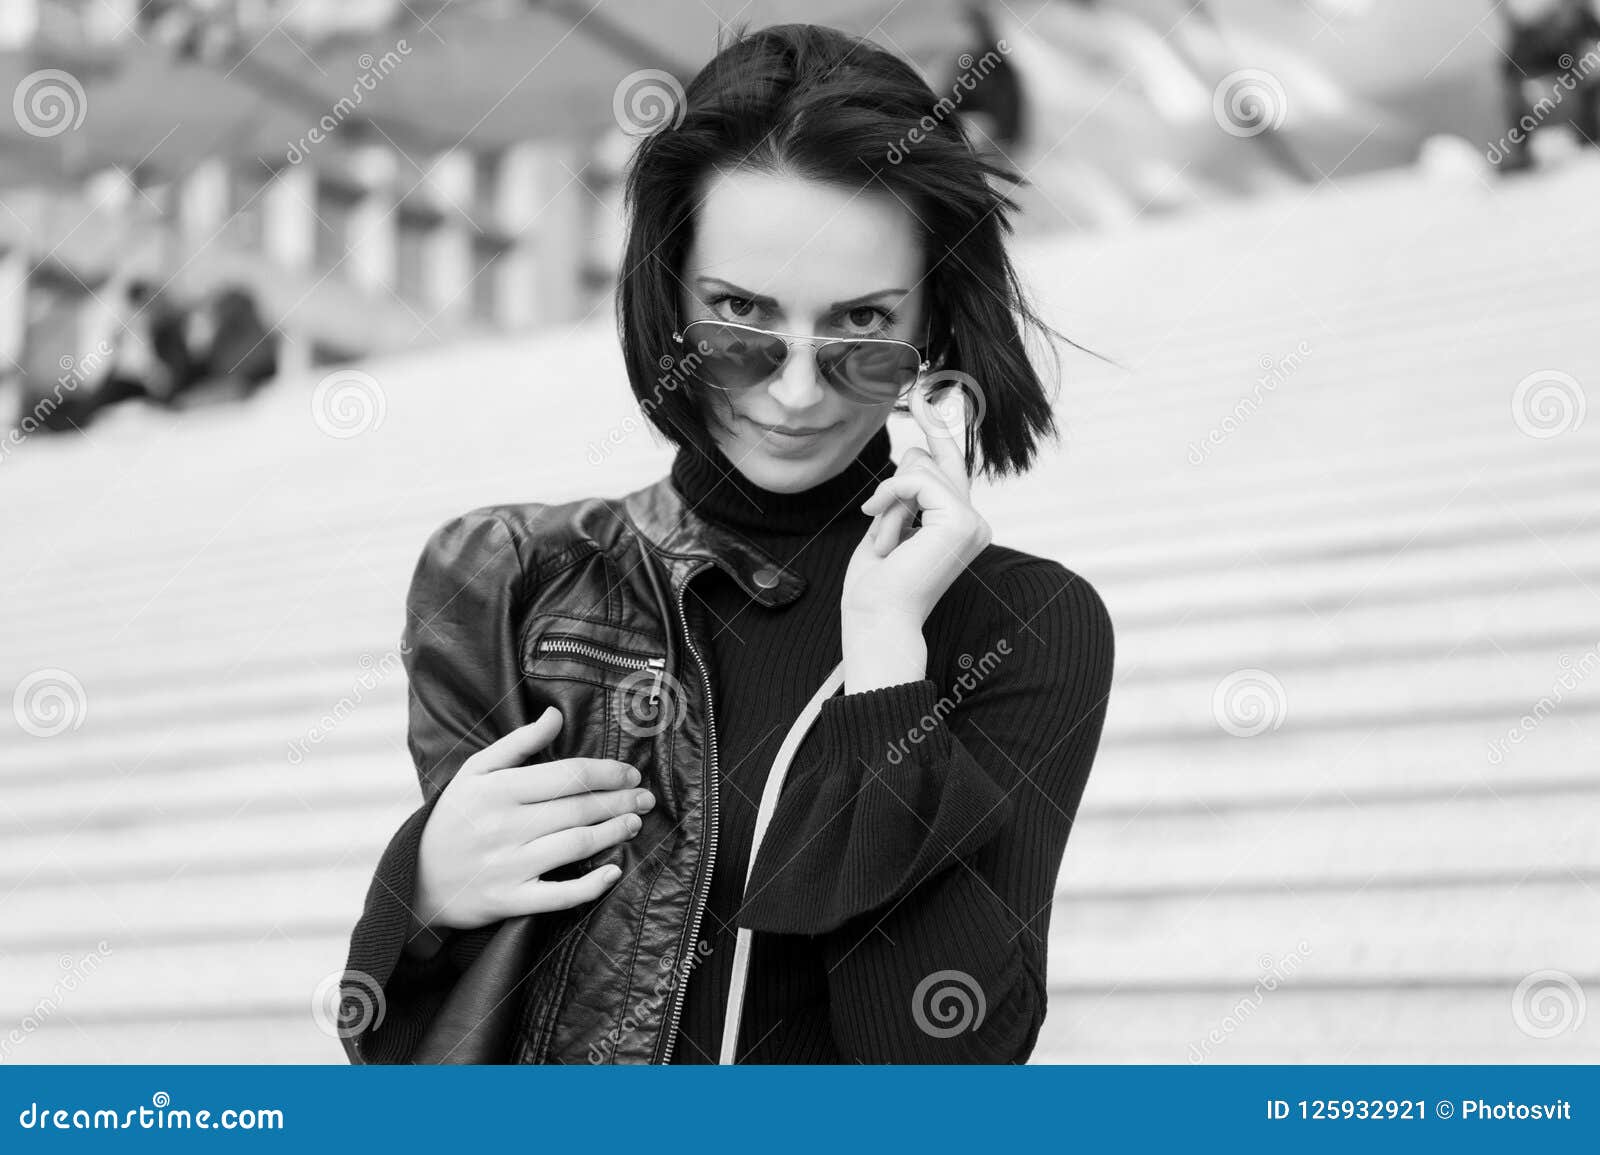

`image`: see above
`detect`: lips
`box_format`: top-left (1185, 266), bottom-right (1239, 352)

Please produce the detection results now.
top-left (747, 417), bottom-right (835, 437)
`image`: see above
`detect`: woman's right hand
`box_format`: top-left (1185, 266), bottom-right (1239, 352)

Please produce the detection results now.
top-left (411, 705), bottom-right (655, 934)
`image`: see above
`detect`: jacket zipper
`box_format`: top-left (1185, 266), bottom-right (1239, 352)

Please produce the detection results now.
top-left (532, 636), bottom-right (665, 705)
top-left (657, 560), bottom-right (717, 1064)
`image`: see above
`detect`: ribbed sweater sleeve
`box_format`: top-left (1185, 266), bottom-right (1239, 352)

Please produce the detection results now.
top-left (339, 511), bottom-right (531, 1064)
top-left (735, 561), bottom-right (1116, 1062)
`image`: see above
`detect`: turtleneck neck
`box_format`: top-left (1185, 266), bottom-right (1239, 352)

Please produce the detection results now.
top-left (670, 423), bottom-right (896, 538)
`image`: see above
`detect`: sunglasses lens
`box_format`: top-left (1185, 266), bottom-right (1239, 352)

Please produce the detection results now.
top-left (819, 340), bottom-right (922, 404)
top-left (686, 322), bottom-right (786, 391)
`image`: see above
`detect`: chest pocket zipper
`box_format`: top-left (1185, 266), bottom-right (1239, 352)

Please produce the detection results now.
top-left (530, 635), bottom-right (666, 706)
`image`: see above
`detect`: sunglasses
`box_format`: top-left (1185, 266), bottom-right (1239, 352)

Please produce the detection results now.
top-left (671, 318), bottom-right (931, 406)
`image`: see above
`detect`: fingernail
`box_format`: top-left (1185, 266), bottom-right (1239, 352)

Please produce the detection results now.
top-left (624, 813), bottom-right (642, 833)
top-left (634, 789), bottom-right (655, 810)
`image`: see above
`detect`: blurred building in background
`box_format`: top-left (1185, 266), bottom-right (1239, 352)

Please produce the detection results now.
top-left (3, 0), bottom-right (1586, 436)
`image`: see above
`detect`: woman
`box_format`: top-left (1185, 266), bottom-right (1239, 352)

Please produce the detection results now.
top-left (339, 22), bottom-right (1114, 1065)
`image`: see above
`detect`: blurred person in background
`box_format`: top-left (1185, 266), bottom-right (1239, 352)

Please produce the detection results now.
top-left (1499, 0), bottom-right (1600, 170)
top-left (174, 284), bottom-right (279, 408)
top-left (951, 1), bottom-right (1027, 156)
top-left (94, 280), bottom-right (181, 415)
top-left (24, 284), bottom-right (102, 436)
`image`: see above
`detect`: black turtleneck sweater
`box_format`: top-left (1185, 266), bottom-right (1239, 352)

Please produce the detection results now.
top-left (660, 424), bottom-right (1116, 1063)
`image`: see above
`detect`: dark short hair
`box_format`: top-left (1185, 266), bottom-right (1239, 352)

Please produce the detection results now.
top-left (616, 21), bottom-right (1065, 480)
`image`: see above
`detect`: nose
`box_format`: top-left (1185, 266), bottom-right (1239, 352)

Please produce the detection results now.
top-left (766, 336), bottom-right (829, 410)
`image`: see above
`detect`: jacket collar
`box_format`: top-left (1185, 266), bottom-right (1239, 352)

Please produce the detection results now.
top-left (621, 475), bottom-right (806, 608)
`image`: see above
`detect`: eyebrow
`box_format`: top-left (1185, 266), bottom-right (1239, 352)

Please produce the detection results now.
top-left (695, 277), bottom-right (909, 311)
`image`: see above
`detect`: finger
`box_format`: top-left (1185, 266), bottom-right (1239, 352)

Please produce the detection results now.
top-left (513, 862), bottom-right (625, 915)
top-left (875, 498), bottom-right (915, 554)
top-left (462, 706), bottom-right (562, 775)
top-left (521, 785), bottom-right (654, 838)
top-left (909, 382), bottom-right (971, 491)
top-left (525, 812), bottom-right (643, 876)
top-left (498, 758), bottom-right (640, 804)
top-left (860, 470), bottom-right (956, 519)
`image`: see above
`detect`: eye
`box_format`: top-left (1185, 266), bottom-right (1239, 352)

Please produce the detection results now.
top-left (705, 292), bottom-right (765, 323)
top-left (838, 304), bottom-right (897, 336)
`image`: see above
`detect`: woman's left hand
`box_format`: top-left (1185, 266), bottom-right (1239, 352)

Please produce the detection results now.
top-left (841, 387), bottom-right (992, 628)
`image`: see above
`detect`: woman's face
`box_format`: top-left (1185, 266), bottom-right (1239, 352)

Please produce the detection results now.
top-left (677, 167), bottom-right (926, 494)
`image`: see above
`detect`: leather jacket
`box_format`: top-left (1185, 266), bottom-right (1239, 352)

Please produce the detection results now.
top-left (343, 472), bottom-right (815, 1065)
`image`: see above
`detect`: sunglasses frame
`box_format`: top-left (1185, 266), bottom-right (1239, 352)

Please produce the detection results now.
top-left (671, 317), bottom-right (932, 407)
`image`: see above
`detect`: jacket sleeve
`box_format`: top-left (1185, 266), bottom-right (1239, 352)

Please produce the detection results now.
top-left (339, 509), bottom-right (533, 1064)
top-left (736, 561), bottom-right (1115, 1062)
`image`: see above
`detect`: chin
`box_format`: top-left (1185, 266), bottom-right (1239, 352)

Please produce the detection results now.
top-left (711, 421), bottom-right (850, 493)
top-left (729, 438), bottom-right (845, 492)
